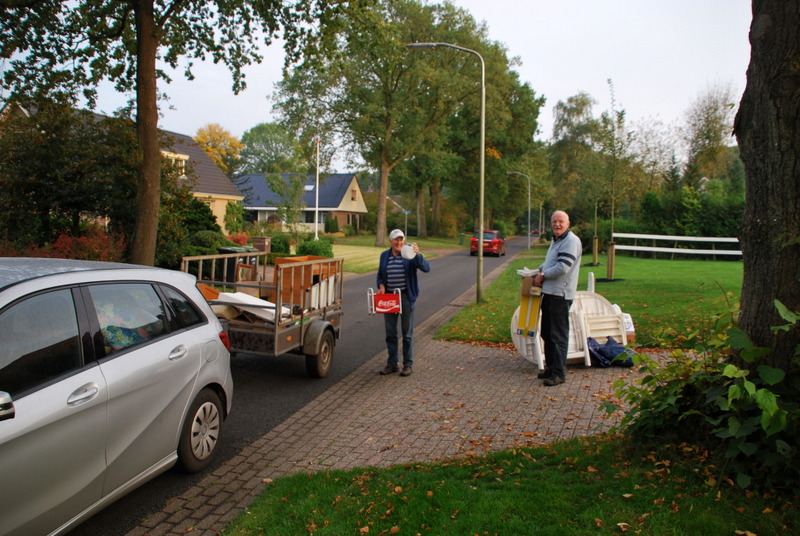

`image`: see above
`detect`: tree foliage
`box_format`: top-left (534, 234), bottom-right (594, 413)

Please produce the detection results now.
top-left (238, 122), bottom-right (305, 175)
top-left (277, 0), bottom-right (483, 244)
top-left (276, 0), bottom-right (542, 242)
top-left (195, 123), bottom-right (243, 177)
top-left (1, 0), bottom-right (352, 265)
top-left (683, 83), bottom-right (738, 188)
top-left (0, 95), bottom-right (139, 246)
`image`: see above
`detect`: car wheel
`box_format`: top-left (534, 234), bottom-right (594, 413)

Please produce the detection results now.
top-left (177, 388), bottom-right (223, 473)
top-left (470, 251), bottom-right (476, 256)
top-left (306, 329), bottom-right (335, 378)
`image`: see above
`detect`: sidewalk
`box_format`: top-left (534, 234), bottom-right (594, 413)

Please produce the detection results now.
top-left (127, 254), bottom-right (637, 536)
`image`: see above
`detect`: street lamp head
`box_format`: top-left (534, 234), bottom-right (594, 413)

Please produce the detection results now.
top-left (406, 42), bottom-right (440, 49)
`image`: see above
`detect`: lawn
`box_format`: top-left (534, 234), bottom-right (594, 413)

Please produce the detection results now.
top-left (332, 235), bottom-right (465, 274)
top-left (436, 246), bottom-right (743, 349)
top-left (219, 248), bottom-right (793, 536)
top-left (223, 435), bottom-right (798, 536)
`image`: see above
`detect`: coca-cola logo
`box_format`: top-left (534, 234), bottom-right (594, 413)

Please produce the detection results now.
top-left (375, 296), bottom-right (400, 313)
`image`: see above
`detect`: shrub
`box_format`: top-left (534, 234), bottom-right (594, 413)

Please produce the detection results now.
top-left (48, 229), bottom-right (127, 262)
top-left (325, 216), bottom-right (340, 234)
top-left (190, 230), bottom-right (230, 250)
top-left (491, 219), bottom-right (513, 238)
top-left (227, 231), bottom-right (250, 245)
top-left (607, 301), bottom-right (800, 492)
top-left (270, 234), bottom-right (291, 254)
top-left (296, 237), bottom-right (334, 258)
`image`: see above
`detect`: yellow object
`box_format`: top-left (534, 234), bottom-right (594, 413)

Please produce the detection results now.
top-left (517, 277), bottom-right (542, 337)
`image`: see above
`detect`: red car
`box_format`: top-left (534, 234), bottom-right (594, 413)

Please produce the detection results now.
top-left (470, 230), bottom-right (506, 256)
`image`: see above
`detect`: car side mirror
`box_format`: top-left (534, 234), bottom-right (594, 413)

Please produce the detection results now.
top-left (0, 391), bottom-right (15, 422)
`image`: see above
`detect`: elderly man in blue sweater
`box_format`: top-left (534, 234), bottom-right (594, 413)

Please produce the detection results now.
top-left (533, 211), bottom-right (582, 386)
top-left (377, 229), bottom-right (431, 377)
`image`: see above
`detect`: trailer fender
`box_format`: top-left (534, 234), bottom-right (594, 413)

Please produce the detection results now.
top-left (303, 320), bottom-right (335, 356)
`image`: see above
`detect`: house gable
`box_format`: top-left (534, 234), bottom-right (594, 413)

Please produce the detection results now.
top-left (162, 130), bottom-right (243, 234)
top-left (237, 173), bottom-right (367, 232)
top-left (238, 173), bottom-right (367, 213)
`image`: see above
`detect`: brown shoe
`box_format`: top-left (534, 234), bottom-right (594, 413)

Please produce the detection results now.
top-left (400, 366), bottom-right (413, 377)
top-left (543, 375), bottom-right (565, 386)
top-left (380, 365), bottom-right (400, 375)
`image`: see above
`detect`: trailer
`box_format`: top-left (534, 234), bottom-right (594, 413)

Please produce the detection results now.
top-left (180, 253), bottom-right (344, 378)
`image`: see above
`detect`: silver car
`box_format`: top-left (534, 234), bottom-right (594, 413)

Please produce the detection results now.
top-left (0, 258), bottom-right (233, 536)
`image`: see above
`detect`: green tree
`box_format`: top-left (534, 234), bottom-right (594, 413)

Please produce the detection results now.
top-left (266, 173), bottom-right (306, 243)
top-left (683, 83), bottom-right (738, 189)
top-left (0, 95), bottom-right (139, 246)
top-left (224, 201), bottom-right (245, 234)
top-left (2, 0), bottom-right (351, 265)
top-left (276, 0), bottom-right (478, 246)
top-left (238, 122), bottom-right (305, 175)
top-left (547, 92), bottom-right (601, 217)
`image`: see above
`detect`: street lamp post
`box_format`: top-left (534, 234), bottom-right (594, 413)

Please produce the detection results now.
top-left (407, 42), bottom-right (486, 303)
top-left (314, 139), bottom-right (320, 240)
top-left (507, 171), bottom-right (531, 250)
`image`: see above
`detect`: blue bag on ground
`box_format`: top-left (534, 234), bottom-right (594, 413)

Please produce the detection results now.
top-left (587, 336), bottom-right (634, 368)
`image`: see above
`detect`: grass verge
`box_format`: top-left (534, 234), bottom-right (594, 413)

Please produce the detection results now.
top-left (332, 235), bottom-right (465, 274)
top-left (436, 248), bottom-right (743, 349)
top-left (223, 435), bottom-right (798, 535)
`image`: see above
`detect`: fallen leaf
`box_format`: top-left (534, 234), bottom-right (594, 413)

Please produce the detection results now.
top-left (587, 466), bottom-right (598, 473)
top-left (617, 522), bottom-right (629, 532)
top-left (389, 527), bottom-right (400, 535)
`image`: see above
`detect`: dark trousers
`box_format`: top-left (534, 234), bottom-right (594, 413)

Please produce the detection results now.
top-left (540, 294), bottom-right (573, 378)
top-left (384, 292), bottom-right (414, 367)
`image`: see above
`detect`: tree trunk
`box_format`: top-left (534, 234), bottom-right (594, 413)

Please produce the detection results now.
top-left (129, 1), bottom-right (161, 266)
top-left (416, 185), bottom-right (427, 239)
top-left (430, 179), bottom-right (441, 236)
top-left (733, 0), bottom-right (800, 369)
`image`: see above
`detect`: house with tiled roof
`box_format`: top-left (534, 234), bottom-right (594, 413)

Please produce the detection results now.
top-left (236, 173), bottom-right (368, 234)
top-left (162, 130), bottom-right (244, 234)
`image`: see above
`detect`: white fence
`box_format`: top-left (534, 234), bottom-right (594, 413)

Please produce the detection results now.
top-left (612, 233), bottom-right (742, 257)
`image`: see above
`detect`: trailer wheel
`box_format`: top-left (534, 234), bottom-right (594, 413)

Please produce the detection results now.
top-left (306, 329), bottom-right (334, 378)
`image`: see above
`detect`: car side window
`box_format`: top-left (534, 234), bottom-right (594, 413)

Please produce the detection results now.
top-left (161, 285), bottom-right (204, 329)
top-left (88, 283), bottom-right (168, 356)
top-left (0, 289), bottom-right (82, 398)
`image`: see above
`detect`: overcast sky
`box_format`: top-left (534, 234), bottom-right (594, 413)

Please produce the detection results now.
top-left (92, 0), bottom-right (752, 155)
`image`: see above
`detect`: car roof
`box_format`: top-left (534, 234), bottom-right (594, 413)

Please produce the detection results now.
top-left (0, 257), bottom-right (153, 291)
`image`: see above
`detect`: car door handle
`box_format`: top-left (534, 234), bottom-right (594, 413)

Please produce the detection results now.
top-left (169, 345), bottom-right (188, 360)
top-left (68, 383), bottom-right (100, 406)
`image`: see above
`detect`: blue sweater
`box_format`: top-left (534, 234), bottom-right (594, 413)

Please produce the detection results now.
top-left (377, 249), bottom-right (431, 307)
